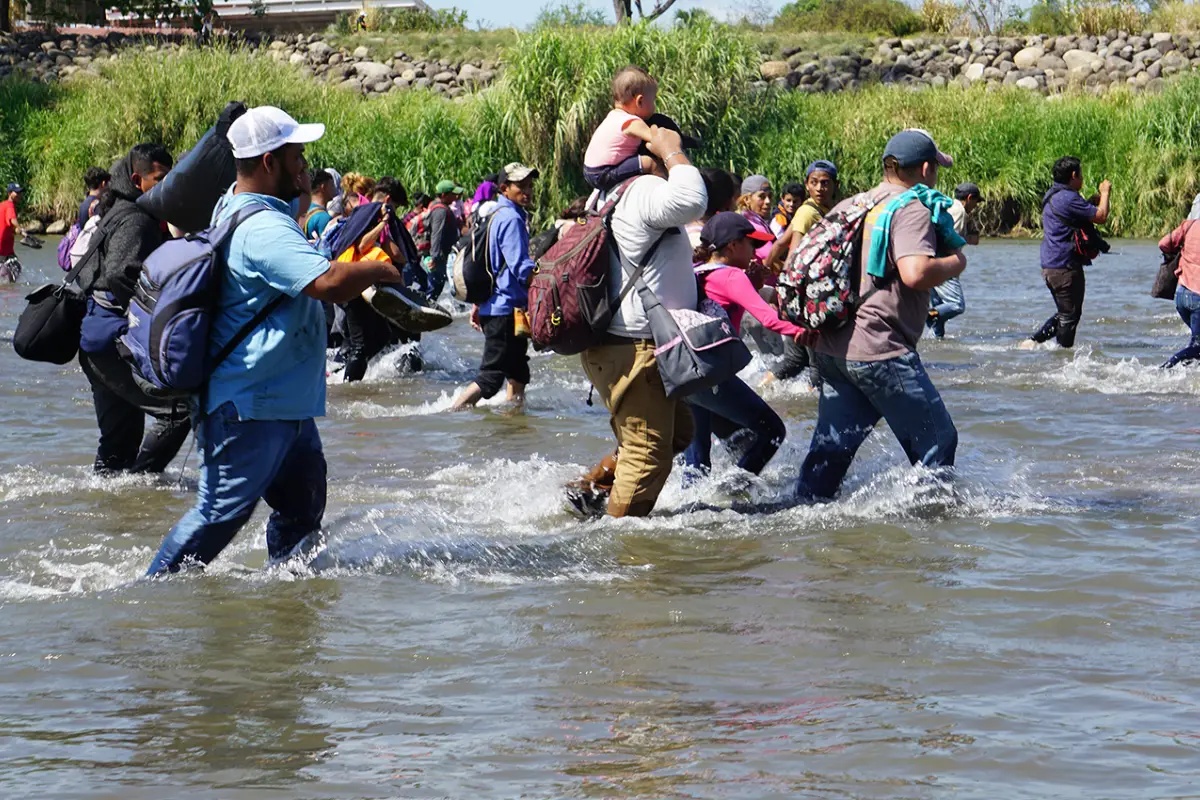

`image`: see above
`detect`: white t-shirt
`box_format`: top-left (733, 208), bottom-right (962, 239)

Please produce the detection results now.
top-left (594, 165), bottom-right (708, 338)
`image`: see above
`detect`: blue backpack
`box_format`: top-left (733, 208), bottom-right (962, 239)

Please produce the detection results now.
top-left (120, 205), bottom-right (286, 394)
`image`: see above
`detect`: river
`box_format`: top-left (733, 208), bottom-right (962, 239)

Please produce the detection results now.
top-left (0, 238), bottom-right (1197, 798)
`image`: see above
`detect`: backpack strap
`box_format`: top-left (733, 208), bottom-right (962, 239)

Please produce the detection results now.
top-left (601, 176), bottom-right (670, 310)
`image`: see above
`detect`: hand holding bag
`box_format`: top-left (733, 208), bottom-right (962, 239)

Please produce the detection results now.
top-left (12, 228), bottom-right (102, 364)
top-left (1152, 220), bottom-right (1193, 300)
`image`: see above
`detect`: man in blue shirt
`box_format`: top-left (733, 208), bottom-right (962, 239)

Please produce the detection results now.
top-left (147, 106), bottom-right (407, 576)
top-left (452, 163), bottom-right (539, 410)
top-left (1022, 156), bottom-right (1111, 349)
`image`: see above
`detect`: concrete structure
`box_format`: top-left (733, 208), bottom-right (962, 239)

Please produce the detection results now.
top-left (106, 0), bottom-right (431, 30)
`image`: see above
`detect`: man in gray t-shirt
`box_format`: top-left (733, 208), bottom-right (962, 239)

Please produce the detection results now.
top-left (797, 129), bottom-right (967, 501)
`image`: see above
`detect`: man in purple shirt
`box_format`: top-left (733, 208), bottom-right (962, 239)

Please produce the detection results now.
top-left (452, 163), bottom-right (539, 410)
top-left (1022, 156), bottom-right (1111, 349)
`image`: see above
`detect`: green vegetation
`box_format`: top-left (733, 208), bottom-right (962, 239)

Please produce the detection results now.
top-left (324, 29), bottom-right (511, 63)
top-left (7, 21), bottom-right (1200, 237)
top-left (775, 0), bottom-right (924, 36)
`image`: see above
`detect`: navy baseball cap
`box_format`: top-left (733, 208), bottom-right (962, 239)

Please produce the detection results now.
top-left (700, 211), bottom-right (773, 251)
top-left (954, 182), bottom-right (982, 200)
top-left (883, 128), bottom-right (953, 169)
top-left (6, 183), bottom-right (22, 194)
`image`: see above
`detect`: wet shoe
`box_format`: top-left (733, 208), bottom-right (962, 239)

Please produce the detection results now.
top-left (363, 284), bottom-right (453, 333)
top-left (564, 486), bottom-right (608, 519)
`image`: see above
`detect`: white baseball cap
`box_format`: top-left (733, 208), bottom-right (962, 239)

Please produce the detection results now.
top-left (227, 106), bottom-right (325, 159)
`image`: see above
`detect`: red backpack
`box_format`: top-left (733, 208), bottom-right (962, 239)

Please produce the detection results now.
top-left (408, 201), bottom-right (445, 255)
top-left (529, 179), bottom-right (644, 355)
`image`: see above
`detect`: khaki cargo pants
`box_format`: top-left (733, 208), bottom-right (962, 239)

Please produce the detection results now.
top-left (580, 340), bottom-right (693, 517)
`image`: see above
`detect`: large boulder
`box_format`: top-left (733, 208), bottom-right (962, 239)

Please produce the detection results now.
top-left (354, 61), bottom-right (391, 80)
top-left (432, 70), bottom-right (455, 83)
top-left (963, 62), bottom-right (985, 82)
top-left (308, 41), bottom-right (332, 61)
top-left (1037, 53), bottom-right (1068, 71)
top-left (1016, 75), bottom-right (1040, 90)
top-left (1063, 49), bottom-right (1098, 73)
top-left (760, 60), bottom-right (789, 80)
top-left (45, 220), bottom-right (68, 235)
top-left (1014, 46), bottom-right (1043, 69)
top-left (353, 45), bottom-right (370, 59)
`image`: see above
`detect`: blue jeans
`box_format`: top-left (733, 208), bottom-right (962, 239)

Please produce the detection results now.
top-left (928, 277), bottom-right (965, 338)
top-left (685, 377), bottom-right (786, 476)
top-left (1164, 284), bottom-right (1200, 368)
top-left (797, 350), bottom-right (958, 500)
top-left (146, 402), bottom-right (327, 575)
top-left (427, 255), bottom-right (449, 301)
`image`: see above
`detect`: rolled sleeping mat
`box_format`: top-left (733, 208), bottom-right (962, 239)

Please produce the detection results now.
top-left (137, 101), bottom-right (247, 234)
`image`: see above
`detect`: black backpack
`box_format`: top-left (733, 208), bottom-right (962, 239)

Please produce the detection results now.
top-left (450, 210), bottom-right (497, 304)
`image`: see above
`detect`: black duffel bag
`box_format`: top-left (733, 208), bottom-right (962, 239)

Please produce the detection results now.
top-left (13, 216), bottom-right (107, 365)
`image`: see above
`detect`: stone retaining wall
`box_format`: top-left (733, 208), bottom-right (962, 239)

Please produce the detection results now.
top-left (0, 29), bottom-right (501, 98)
top-left (759, 30), bottom-right (1200, 94)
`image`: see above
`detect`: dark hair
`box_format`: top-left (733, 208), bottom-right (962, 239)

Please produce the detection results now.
top-left (412, 192), bottom-right (430, 208)
top-left (560, 196), bottom-right (588, 220)
top-left (1052, 156), bottom-right (1082, 185)
top-left (83, 166), bottom-right (110, 191)
top-left (483, 172), bottom-right (499, 185)
top-left (129, 143), bottom-right (173, 175)
top-left (309, 168), bottom-right (334, 191)
top-left (374, 176), bottom-right (408, 207)
top-left (699, 168), bottom-right (738, 219)
top-left (781, 182), bottom-right (805, 200)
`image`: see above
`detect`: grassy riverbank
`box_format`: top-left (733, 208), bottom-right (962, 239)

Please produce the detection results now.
top-left (6, 21), bottom-right (1200, 236)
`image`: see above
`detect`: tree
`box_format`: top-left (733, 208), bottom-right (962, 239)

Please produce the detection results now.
top-left (612, 0), bottom-right (679, 24)
top-left (536, 1), bottom-right (608, 27)
top-left (2, 0), bottom-right (11, 33)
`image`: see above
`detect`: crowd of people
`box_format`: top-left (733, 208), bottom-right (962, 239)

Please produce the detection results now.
top-left (3, 61), bottom-right (1197, 579)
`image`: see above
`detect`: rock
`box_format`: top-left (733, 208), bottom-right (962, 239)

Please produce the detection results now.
top-left (1147, 77), bottom-right (1166, 93)
top-left (353, 45), bottom-right (370, 60)
top-left (1063, 49), bottom-right (1095, 72)
top-left (1151, 32), bottom-right (1172, 45)
top-left (787, 52), bottom-right (805, 69)
top-left (269, 40), bottom-right (287, 51)
top-left (354, 61), bottom-right (392, 80)
top-left (760, 60), bottom-right (789, 80)
top-left (337, 78), bottom-right (362, 92)
top-left (1148, 60), bottom-right (1163, 79)
top-left (289, 51), bottom-right (306, 66)
top-left (964, 62), bottom-right (985, 82)
top-left (1106, 55), bottom-right (1133, 72)
top-left (45, 220), bottom-right (68, 235)
top-left (433, 70), bottom-right (455, 83)
top-left (400, 68), bottom-right (416, 81)
top-left (308, 41), bottom-right (332, 60)
top-left (900, 38), bottom-right (917, 53)
top-left (328, 53), bottom-right (342, 66)
top-left (930, 74), bottom-right (947, 89)
top-left (1133, 48), bottom-right (1160, 65)
top-left (1016, 76), bottom-right (1040, 90)
top-left (414, 77), bottom-right (432, 90)
top-left (458, 62), bottom-right (481, 83)
top-left (24, 219), bottom-right (45, 234)
top-left (1037, 54), bottom-right (1067, 71)
top-left (393, 77), bottom-right (410, 89)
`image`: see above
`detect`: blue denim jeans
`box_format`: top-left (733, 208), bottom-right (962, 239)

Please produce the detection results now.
top-left (685, 376), bottom-right (786, 476)
top-left (928, 277), bottom-right (966, 338)
top-left (146, 402), bottom-right (327, 575)
top-left (1163, 284), bottom-right (1200, 368)
top-left (797, 350), bottom-right (958, 500)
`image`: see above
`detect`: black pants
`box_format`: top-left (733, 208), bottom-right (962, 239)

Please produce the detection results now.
top-left (79, 348), bottom-right (192, 474)
top-left (775, 337), bottom-right (812, 381)
top-left (477, 314), bottom-right (530, 399)
top-left (342, 297), bottom-right (396, 382)
top-left (1032, 267), bottom-right (1086, 348)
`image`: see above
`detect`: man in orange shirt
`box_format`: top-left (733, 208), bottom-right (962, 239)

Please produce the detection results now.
top-left (0, 183), bottom-right (26, 282)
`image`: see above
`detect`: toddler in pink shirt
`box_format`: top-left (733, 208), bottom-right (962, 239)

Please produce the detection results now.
top-left (583, 65), bottom-right (658, 191)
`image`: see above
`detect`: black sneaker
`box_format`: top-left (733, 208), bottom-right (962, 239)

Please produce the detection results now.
top-left (363, 285), bottom-right (453, 333)
top-left (564, 486), bottom-right (607, 519)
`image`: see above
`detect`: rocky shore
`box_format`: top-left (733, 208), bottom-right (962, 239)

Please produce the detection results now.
top-left (760, 30), bottom-right (1200, 95)
top-left (0, 29), bottom-right (500, 98)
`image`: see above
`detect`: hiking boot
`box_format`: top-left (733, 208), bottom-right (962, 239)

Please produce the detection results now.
top-left (363, 284), bottom-right (453, 333)
top-left (563, 452), bottom-right (617, 519)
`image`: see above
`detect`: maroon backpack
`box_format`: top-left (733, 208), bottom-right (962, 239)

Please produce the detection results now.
top-left (530, 178), bottom-right (645, 355)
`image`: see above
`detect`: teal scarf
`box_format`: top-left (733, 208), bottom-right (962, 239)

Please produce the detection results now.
top-left (866, 184), bottom-right (966, 278)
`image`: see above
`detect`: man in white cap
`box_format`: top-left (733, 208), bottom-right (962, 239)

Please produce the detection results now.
top-left (795, 128), bottom-right (966, 502)
top-left (147, 106), bottom-right (405, 576)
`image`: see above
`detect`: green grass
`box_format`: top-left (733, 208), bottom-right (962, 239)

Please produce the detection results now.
top-left (13, 23), bottom-right (1200, 237)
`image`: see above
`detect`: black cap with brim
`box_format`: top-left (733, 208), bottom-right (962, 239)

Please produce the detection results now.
top-left (637, 113), bottom-right (702, 158)
top-left (700, 211), bottom-right (773, 251)
top-left (954, 182), bottom-right (982, 200)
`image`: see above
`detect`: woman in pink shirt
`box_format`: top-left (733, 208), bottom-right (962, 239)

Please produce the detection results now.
top-left (1159, 218), bottom-right (1200, 367)
top-left (684, 212), bottom-right (814, 481)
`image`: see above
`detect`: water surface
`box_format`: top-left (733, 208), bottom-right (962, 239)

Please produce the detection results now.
top-left (0, 239), bottom-right (1197, 798)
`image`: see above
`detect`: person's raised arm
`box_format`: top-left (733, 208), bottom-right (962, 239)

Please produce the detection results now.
top-left (896, 251), bottom-right (967, 292)
top-left (356, 210), bottom-right (388, 254)
top-left (639, 126), bottom-right (707, 230)
top-left (303, 258), bottom-right (403, 303)
top-left (1092, 179), bottom-right (1112, 224)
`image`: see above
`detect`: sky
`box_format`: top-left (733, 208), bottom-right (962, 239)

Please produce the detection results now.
top-left (443, 0), bottom-right (794, 30)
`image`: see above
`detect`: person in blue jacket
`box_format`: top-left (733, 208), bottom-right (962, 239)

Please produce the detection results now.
top-left (452, 163), bottom-right (540, 410)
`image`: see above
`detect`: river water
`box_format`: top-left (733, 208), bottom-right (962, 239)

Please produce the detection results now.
top-left (0, 238), bottom-right (1196, 798)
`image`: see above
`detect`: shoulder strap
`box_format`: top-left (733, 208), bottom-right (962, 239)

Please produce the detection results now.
top-left (602, 176), bottom-right (669, 310)
top-left (205, 204), bottom-right (281, 372)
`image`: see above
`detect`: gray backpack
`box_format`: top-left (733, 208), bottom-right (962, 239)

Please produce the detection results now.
top-left (615, 232), bottom-right (750, 398)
